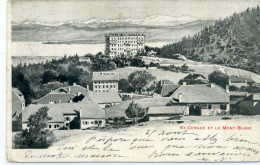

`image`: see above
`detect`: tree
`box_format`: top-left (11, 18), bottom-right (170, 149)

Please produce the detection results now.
top-left (118, 79), bottom-right (130, 92)
top-left (128, 71), bottom-right (156, 93)
top-left (125, 101), bottom-right (146, 124)
top-left (208, 70), bottom-right (229, 89)
top-left (42, 70), bottom-right (58, 84)
top-left (13, 107), bottom-right (54, 148)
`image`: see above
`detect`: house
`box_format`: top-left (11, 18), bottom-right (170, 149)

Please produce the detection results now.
top-left (235, 93), bottom-right (260, 115)
top-left (105, 33), bottom-right (145, 57)
top-left (147, 50), bottom-right (157, 57)
top-left (229, 91), bottom-right (248, 108)
top-left (154, 84), bottom-right (180, 97)
top-left (88, 91), bottom-right (122, 108)
top-left (169, 84), bottom-right (230, 116)
top-left (79, 56), bottom-right (91, 62)
top-left (179, 73), bottom-right (208, 85)
top-left (22, 100), bottom-right (106, 130)
top-left (92, 72), bottom-right (119, 92)
top-left (36, 83), bottom-right (90, 104)
top-left (12, 88), bottom-right (25, 119)
top-left (229, 75), bottom-right (255, 88)
top-left (147, 106), bottom-right (188, 121)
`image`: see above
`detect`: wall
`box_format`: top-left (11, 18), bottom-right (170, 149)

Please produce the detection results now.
top-left (93, 80), bottom-right (118, 92)
top-left (81, 119), bottom-right (106, 129)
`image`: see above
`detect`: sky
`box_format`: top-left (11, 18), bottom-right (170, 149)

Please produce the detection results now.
top-left (11, 0), bottom-right (260, 23)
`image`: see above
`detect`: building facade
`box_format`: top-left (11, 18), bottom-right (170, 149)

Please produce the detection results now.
top-left (92, 72), bottom-right (119, 92)
top-left (105, 33), bottom-right (145, 58)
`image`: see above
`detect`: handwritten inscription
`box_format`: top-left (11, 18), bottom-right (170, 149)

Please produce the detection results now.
top-left (22, 127), bottom-right (260, 162)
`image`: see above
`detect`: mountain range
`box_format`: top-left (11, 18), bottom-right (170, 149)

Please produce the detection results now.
top-left (12, 15), bottom-right (215, 44)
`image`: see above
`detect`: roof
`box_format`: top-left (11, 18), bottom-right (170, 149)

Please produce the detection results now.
top-left (12, 88), bottom-right (24, 103)
top-left (88, 91), bottom-right (122, 104)
top-left (92, 72), bottom-right (119, 81)
top-left (170, 85), bottom-right (230, 103)
top-left (148, 106), bottom-right (186, 115)
top-left (23, 101), bottom-right (105, 123)
top-left (229, 91), bottom-right (248, 96)
top-left (229, 75), bottom-right (255, 83)
top-left (36, 93), bottom-right (75, 104)
top-left (253, 93), bottom-right (260, 101)
top-left (183, 73), bottom-right (207, 80)
top-left (104, 97), bottom-right (171, 118)
top-left (161, 84), bottom-right (180, 97)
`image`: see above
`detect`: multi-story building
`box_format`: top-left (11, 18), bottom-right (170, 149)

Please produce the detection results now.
top-left (105, 33), bottom-right (145, 58)
top-left (92, 72), bottom-right (119, 92)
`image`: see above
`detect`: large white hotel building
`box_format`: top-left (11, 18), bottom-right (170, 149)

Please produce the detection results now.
top-left (105, 33), bottom-right (145, 58)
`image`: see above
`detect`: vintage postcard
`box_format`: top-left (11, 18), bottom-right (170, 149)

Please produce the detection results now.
top-left (6, 0), bottom-right (260, 162)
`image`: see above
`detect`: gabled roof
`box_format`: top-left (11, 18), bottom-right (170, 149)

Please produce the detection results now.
top-left (12, 88), bottom-right (25, 103)
top-left (88, 91), bottom-right (122, 104)
top-left (148, 106), bottom-right (186, 115)
top-left (104, 97), bottom-right (172, 118)
top-left (36, 93), bottom-right (75, 104)
top-left (183, 73), bottom-right (207, 80)
top-left (229, 75), bottom-right (255, 83)
top-left (160, 84), bottom-right (180, 97)
top-left (23, 101), bottom-right (105, 123)
top-left (170, 85), bottom-right (230, 103)
top-left (92, 72), bottom-right (119, 81)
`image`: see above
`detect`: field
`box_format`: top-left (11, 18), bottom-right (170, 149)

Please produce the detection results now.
top-left (51, 115), bottom-right (260, 146)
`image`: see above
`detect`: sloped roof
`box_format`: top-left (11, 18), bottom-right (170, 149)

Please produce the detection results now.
top-left (88, 91), bottom-right (122, 104)
top-left (229, 91), bottom-right (248, 96)
top-left (253, 93), bottom-right (260, 101)
top-left (12, 88), bottom-right (24, 103)
top-left (36, 93), bottom-right (75, 104)
top-left (104, 97), bottom-right (172, 118)
top-left (161, 84), bottom-right (180, 97)
top-left (170, 85), bottom-right (229, 103)
top-left (229, 75), bottom-right (255, 83)
top-left (93, 72), bottom-right (119, 81)
top-left (183, 73), bottom-right (207, 80)
top-left (148, 106), bottom-right (186, 115)
top-left (23, 101), bottom-right (105, 123)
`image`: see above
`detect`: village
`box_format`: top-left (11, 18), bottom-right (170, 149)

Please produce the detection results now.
top-left (12, 33), bottom-right (260, 134)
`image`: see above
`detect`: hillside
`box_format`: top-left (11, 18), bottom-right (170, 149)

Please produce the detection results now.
top-left (156, 6), bottom-right (260, 74)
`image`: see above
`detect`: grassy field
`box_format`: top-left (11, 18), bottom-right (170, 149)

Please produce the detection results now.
top-left (51, 115), bottom-right (260, 146)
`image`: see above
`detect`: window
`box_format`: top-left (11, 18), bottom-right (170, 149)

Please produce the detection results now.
top-left (56, 125), bottom-right (59, 128)
top-left (91, 121), bottom-right (94, 124)
top-left (208, 105), bottom-right (212, 109)
top-left (66, 117), bottom-right (70, 121)
top-left (220, 104), bottom-right (227, 110)
top-left (54, 125), bottom-right (57, 128)
top-left (84, 121), bottom-right (88, 125)
top-left (201, 104), bottom-right (207, 109)
top-left (49, 125), bottom-right (52, 128)
top-left (66, 123), bottom-right (69, 126)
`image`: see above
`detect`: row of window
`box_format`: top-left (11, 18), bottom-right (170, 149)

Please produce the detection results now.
top-left (200, 104), bottom-right (227, 110)
top-left (82, 120), bottom-right (103, 125)
top-left (94, 85), bottom-right (116, 89)
top-left (111, 48), bottom-right (139, 51)
top-left (94, 81), bottom-right (117, 84)
top-left (49, 124), bottom-right (60, 128)
top-left (94, 90), bottom-right (110, 92)
top-left (110, 37), bottom-right (144, 40)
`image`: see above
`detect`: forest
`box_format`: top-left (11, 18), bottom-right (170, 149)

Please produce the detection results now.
top-left (150, 6), bottom-right (260, 74)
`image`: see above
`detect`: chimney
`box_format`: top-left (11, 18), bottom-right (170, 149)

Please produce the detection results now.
top-left (86, 85), bottom-right (89, 91)
top-left (210, 83), bottom-right (216, 88)
top-left (182, 82), bottom-right (187, 86)
top-left (68, 86), bottom-right (71, 93)
top-left (178, 93), bottom-right (182, 102)
top-left (73, 83), bottom-right (76, 86)
top-left (226, 85), bottom-right (229, 94)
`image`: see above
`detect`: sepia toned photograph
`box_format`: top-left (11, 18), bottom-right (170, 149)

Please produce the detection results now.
top-left (6, 0), bottom-right (260, 162)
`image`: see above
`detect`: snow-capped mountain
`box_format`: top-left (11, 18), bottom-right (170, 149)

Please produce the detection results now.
top-left (12, 15), bottom-right (202, 27)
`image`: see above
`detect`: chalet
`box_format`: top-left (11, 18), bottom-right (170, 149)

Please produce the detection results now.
top-left (92, 72), bottom-right (119, 92)
top-left (235, 93), bottom-right (260, 115)
top-left (229, 75), bottom-right (255, 88)
top-left (36, 83), bottom-right (89, 104)
top-left (169, 84), bottom-right (230, 116)
top-left (153, 80), bottom-right (179, 97)
top-left (229, 91), bottom-right (248, 107)
top-left (179, 73), bottom-right (208, 85)
top-left (147, 106), bottom-right (188, 121)
top-left (22, 100), bottom-right (106, 130)
top-left (12, 88), bottom-right (25, 119)
top-left (88, 91), bottom-right (122, 108)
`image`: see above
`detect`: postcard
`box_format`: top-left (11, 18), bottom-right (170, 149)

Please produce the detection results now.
top-left (6, 0), bottom-right (260, 162)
